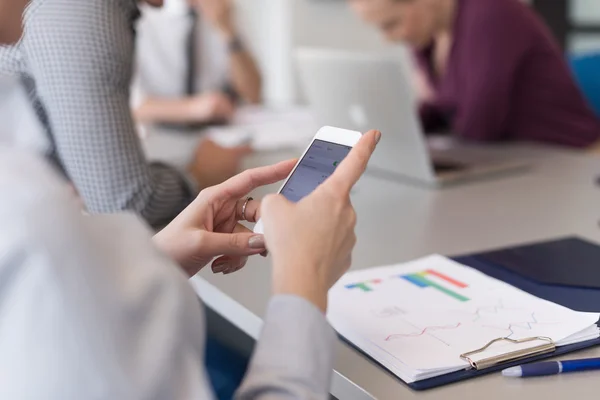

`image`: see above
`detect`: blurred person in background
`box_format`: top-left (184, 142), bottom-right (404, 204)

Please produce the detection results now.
top-left (350, 0), bottom-right (600, 149)
top-left (133, 0), bottom-right (262, 126)
top-left (0, 0), bottom-right (251, 229)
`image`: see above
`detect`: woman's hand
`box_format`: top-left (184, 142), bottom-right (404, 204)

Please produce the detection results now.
top-left (184, 92), bottom-right (235, 123)
top-left (260, 130), bottom-right (381, 313)
top-left (134, 93), bottom-right (234, 126)
top-left (190, 0), bottom-right (235, 39)
top-left (154, 159), bottom-right (296, 277)
top-left (188, 139), bottom-right (252, 189)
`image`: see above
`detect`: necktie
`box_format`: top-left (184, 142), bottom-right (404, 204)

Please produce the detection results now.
top-left (185, 7), bottom-right (198, 96)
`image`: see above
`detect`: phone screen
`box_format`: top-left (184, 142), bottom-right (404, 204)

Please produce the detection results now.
top-left (280, 139), bottom-right (352, 203)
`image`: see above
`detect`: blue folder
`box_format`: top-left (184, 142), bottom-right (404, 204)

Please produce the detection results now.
top-left (343, 237), bottom-right (600, 391)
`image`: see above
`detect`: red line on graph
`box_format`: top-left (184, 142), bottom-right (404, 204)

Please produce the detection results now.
top-left (385, 323), bottom-right (462, 341)
top-left (426, 269), bottom-right (468, 288)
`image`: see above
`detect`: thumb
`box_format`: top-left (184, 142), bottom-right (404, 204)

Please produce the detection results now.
top-left (260, 194), bottom-right (292, 223)
top-left (197, 230), bottom-right (266, 257)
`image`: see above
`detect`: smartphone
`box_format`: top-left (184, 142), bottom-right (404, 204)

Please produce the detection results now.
top-left (254, 126), bottom-right (362, 234)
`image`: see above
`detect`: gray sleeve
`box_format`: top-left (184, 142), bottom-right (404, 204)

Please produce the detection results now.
top-left (22, 0), bottom-right (195, 228)
top-left (236, 295), bottom-right (336, 400)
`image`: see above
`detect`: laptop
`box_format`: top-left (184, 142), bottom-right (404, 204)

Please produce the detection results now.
top-left (295, 48), bottom-right (529, 186)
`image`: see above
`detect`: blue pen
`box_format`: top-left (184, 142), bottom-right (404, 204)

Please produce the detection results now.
top-left (502, 358), bottom-right (600, 378)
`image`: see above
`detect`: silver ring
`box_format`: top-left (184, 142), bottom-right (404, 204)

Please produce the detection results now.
top-left (241, 197), bottom-right (253, 221)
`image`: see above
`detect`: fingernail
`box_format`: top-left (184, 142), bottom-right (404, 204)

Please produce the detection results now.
top-left (248, 235), bottom-right (265, 249)
top-left (375, 131), bottom-right (382, 144)
top-left (260, 250), bottom-right (269, 258)
top-left (213, 262), bottom-right (229, 273)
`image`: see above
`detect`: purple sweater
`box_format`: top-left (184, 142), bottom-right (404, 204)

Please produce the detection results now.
top-left (416, 0), bottom-right (600, 148)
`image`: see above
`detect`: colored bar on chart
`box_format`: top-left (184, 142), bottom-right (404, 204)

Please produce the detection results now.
top-left (418, 276), bottom-right (470, 302)
top-left (345, 283), bottom-right (372, 292)
top-left (426, 269), bottom-right (468, 288)
top-left (401, 274), bottom-right (428, 288)
top-left (345, 279), bottom-right (383, 292)
top-left (401, 272), bottom-right (470, 302)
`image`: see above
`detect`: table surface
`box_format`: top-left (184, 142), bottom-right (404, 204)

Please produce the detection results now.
top-left (145, 129), bottom-right (600, 400)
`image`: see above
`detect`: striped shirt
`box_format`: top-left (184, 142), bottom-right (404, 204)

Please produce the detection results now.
top-left (0, 0), bottom-right (195, 228)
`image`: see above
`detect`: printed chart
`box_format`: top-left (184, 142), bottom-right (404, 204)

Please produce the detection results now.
top-left (329, 255), bottom-right (600, 374)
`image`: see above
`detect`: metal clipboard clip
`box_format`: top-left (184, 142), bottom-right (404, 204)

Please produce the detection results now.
top-left (460, 336), bottom-right (556, 370)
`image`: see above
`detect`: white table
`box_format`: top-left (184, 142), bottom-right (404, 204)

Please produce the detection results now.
top-left (146, 129), bottom-right (600, 400)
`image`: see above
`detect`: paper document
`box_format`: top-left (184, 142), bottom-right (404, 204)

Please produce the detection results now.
top-left (208, 106), bottom-right (319, 151)
top-left (328, 255), bottom-right (600, 383)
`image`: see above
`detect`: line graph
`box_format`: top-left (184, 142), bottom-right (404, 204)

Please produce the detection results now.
top-left (471, 303), bottom-right (507, 322)
top-left (469, 300), bottom-right (523, 322)
top-left (481, 313), bottom-right (559, 338)
top-left (444, 299), bottom-right (525, 322)
top-left (371, 306), bottom-right (406, 319)
top-left (381, 301), bottom-right (561, 348)
top-left (385, 323), bottom-right (462, 342)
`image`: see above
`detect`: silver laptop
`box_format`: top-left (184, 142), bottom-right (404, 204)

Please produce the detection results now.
top-left (295, 48), bottom-right (528, 186)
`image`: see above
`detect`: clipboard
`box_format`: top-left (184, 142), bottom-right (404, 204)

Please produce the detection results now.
top-left (339, 242), bottom-right (600, 391)
top-left (413, 251), bottom-right (600, 390)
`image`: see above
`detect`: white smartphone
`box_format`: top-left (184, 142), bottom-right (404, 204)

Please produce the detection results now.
top-left (254, 126), bottom-right (362, 234)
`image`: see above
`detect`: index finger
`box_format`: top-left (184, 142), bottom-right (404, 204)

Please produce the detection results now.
top-left (325, 130), bottom-right (380, 195)
top-left (218, 158), bottom-right (297, 198)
